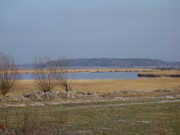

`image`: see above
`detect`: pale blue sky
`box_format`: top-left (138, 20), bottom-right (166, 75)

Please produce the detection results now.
top-left (0, 0), bottom-right (180, 64)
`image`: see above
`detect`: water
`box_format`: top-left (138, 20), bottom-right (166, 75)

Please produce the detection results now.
top-left (21, 72), bottom-right (138, 80)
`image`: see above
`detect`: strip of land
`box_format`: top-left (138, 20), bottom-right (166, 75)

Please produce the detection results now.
top-left (18, 69), bottom-right (180, 78)
top-left (17, 68), bottom-right (153, 74)
top-left (138, 70), bottom-right (180, 77)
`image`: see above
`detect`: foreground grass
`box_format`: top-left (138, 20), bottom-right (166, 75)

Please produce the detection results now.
top-left (0, 99), bottom-right (179, 135)
top-left (4, 78), bottom-right (180, 97)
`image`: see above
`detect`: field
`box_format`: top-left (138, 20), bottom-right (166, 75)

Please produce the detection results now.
top-left (5, 78), bottom-right (180, 98)
top-left (0, 99), bottom-right (179, 134)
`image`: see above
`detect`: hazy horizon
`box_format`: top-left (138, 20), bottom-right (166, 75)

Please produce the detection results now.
top-left (21, 57), bottom-right (179, 65)
top-left (1, 0), bottom-right (180, 64)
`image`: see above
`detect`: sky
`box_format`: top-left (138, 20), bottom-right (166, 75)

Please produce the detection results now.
top-left (0, 0), bottom-right (180, 64)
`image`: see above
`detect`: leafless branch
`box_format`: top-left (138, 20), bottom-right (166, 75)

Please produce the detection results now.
top-left (33, 56), bottom-right (71, 92)
top-left (33, 56), bottom-right (57, 92)
top-left (55, 57), bottom-right (71, 92)
top-left (0, 52), bottom-right (20, 97)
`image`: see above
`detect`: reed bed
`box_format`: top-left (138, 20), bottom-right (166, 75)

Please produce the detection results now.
top-left (138, 70), bottom-right (180, 77)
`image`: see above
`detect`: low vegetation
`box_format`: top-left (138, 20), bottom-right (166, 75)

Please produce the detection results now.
top-left (0, 99), bottom-right (179, 134)
top-left (138, 70), bottom-right (180, 77)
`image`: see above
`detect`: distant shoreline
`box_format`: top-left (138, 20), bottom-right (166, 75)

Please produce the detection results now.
top-left (138, 70), bottom-right (180, 78)
top-left (17, 69), bottom-right (180, 78)
top-left (17, 68), bottom-right (152, 74)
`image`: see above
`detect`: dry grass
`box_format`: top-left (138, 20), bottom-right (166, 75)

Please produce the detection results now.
top-left (2, 78), bottom-right (180, 97)
top-left (70, 78), bottom-right (180, 92)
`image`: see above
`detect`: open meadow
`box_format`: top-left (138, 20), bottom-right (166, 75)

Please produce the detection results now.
top-left (0, 98), bottom-right (179, 134)
top-left (4, 77), bottom-right (180, 98)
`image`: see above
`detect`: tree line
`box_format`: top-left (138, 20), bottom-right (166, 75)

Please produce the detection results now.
top-left (54, 58), bottom-right (175, 67)
top-left (0, 52), bottom-right (70, 97)
top-left (22, 58), bottom-right (180, 68)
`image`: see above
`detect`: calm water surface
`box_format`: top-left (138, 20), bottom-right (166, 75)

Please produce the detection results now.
top-left (21, 72), bottom-right (138, 80)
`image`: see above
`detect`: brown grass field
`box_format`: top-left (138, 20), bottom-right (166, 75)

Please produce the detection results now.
top-left (3, 78), bottom-right (180, 98)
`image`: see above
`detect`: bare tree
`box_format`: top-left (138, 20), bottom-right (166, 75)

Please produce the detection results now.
top-left (33, 56), bottom-right (57, 93)
top-left (55, 57), bottom-right (71, 92)
top-left (33, 56), bottom-right (71, 92)
top-left (0, 52), bottom-right (20, 97)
